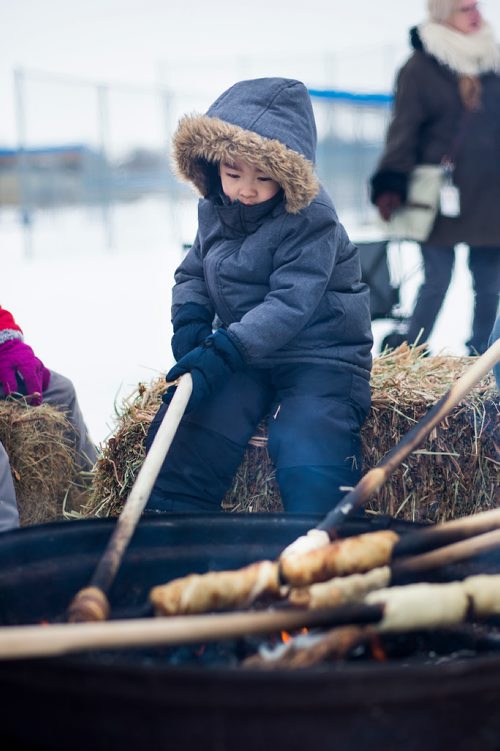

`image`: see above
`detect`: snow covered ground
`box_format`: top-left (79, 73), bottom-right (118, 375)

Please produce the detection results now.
top-left (2, 196), bottom-right (475, 447)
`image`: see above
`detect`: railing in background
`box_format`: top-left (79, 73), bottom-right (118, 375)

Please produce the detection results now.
top-left (4, 54), bottom-right (401, 257)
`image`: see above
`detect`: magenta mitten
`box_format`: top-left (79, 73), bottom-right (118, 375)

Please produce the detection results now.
top-left (0, 339), bottom-right (51, 405)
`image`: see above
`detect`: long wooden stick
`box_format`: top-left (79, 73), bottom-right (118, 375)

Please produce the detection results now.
top-left (0, 604), bottom-right (384, 661)
top-left (393, 528), bottom-right (500, 577)
top-left (67, 374), bottom-right (193, 623)
top-left (253, 565), bottom-right (500, 668)
top-left (282, 340), bottom-right (500, 558)
top-left (392, 508), bottom-right (500, 559)
top-left (290, 529), bottom-right (500, 610)
top-left (4, 530), bottom-right (500, 661)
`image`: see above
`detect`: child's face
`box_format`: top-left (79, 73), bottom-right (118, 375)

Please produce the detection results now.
top-left (219, 160), bottom-right (281, 206)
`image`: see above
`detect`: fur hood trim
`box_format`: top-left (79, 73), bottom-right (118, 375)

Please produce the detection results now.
top-left (415, 21), bottom-right (500, 75)
top-left (173, 113), bottom-right (319, 214)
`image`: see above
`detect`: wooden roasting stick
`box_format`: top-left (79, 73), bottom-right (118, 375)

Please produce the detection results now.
top-left (247, 569), bottom-right (500, 670)
top-left (0, 604), bottom-right (384, 661)
top-left (364, 574), bottom-right (500, 632)
top-left (392, 507), bottom-right (500, 559)
top-left (4, 569), bottom-right (500, 661)
top-left (149, 530), bottom-right (400, 615)
top-left (150, 525), bottom-right (500, 616)
top-left (282, 508), bottom-right (500, 595)
top-left (281, 338), bottom-right (500, 561)
top-left (67, 374), bottom-right (193, 623)
top-left (3, 532), bottom-right (500, 660)
top-left (150, 511), bottom-right (500, 617)
top-left (288, 528), bottom-right (500, 609)
top-left (150, 509), bottom-right (500, 617)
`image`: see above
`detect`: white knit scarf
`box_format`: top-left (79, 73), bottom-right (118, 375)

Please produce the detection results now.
top-left (418, 20), bottom-right (500, 75)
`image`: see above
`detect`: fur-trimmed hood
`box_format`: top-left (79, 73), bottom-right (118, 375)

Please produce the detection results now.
top-left (172, 78), bottom-right (320, 214)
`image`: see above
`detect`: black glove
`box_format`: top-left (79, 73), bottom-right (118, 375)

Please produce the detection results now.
top-left (171, 303), bottom-right (213, 362)
top-left (164, 329), bottom-right (245, 413)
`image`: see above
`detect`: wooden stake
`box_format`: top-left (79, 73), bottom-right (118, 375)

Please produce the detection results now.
top-left (67, 374), bottom-right (193, 623)
top-left (393, 508), bottom-right (500, 559)
top-left (0, 604), bottom-right (383, 661)
top-left (393, 528), bottom-right (500, 576)
top-left (4, 530), bottom-right (500, 661)
top-left (281, 528), bottom-right (500, 613)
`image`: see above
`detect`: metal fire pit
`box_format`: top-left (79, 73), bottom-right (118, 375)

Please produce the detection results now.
top-left (1, 513), bottom-right (500, 751)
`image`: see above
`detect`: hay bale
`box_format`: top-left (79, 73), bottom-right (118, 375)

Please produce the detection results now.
top-left (362, 346), bottom-right (498, 522)
top-left (0, 398), bottom-right (85, 526)
top-left (85, 345), bottom-right (499, 523)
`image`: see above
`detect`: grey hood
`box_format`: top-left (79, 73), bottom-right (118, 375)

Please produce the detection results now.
top-left (172, 77), bottom-right (320, 213)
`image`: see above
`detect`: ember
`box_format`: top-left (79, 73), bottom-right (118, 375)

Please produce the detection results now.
top-left (280, 628), bottom-right (308, 644)
top-left (368, 633), bottom-right (387, 662)
top-left (88, 637), bottom-right (262, 668)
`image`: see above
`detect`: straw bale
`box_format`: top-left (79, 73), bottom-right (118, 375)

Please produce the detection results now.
top-left (85, 345), bottom-right (499, 523)
top-left (0, 397), bottom-right (86, 526)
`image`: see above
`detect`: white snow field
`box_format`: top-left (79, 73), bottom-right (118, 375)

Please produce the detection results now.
top-left (3, 196), bottom-right (475, 447)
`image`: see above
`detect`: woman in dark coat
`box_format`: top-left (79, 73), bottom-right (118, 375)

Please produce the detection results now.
top-left (371, 0), bottom-right (500, 355)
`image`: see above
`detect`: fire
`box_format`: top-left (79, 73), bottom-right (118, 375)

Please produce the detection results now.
top-left (369, 634), bottom-right (387, 662)
top-left (281, 628), bottom-right (309, 644)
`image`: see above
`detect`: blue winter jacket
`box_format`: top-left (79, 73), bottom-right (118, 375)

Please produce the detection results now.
top-left (171, 77), bottom-right (373, 379)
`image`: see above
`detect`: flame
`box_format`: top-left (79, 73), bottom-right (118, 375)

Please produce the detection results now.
top-left (281, 627), bottom-right (309, 644)
top-left (369, 634), bottom-right (387, 662)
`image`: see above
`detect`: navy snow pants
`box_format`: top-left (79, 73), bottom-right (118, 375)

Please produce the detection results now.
top-left (145, 364), bottom-right (371, 515)
top-left (408, 244), bottom-right (500, 354)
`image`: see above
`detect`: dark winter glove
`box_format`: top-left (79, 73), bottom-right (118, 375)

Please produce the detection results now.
top-left (0, 339), bottom-right (51, 405)
top-left (164, 329), bottom-right (245, 413)
top-left (171, 302), bottom-right (213, 362)
top-left (376, 192), bottom-right (402, 221)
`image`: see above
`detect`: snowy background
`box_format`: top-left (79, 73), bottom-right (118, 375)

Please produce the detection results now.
top-left (1, 0), bottom-right (493, 447)
top-left (3, 199), bottom-right (475, 447)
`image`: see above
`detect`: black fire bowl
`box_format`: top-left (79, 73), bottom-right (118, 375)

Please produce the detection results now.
top-left (2, 512), bottom-right (500, 751)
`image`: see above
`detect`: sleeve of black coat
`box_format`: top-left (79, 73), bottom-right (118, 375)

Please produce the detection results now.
top-left (370, 56), bottom-right (428, 204)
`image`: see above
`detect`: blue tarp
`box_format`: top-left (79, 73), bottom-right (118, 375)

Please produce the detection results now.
top-left (308, 88), bottom-right (393, 106)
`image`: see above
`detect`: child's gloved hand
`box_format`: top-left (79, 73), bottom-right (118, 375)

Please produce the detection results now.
top-left (0, 339), bottom-right (51, 405)
top-left (164, 329), bottom-right (244, 413)
top-left (171, 302), bottom-right (213, 361)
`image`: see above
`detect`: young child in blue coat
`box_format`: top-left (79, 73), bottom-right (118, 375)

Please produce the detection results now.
top-left (145, 77), bottom-right (373, 515)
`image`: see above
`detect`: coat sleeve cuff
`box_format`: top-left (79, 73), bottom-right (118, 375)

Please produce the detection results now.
top-left (370, 170), bottom-right (408, 204)
top-left (172, 302), bottom-right (214, 330)
top-left (0, 329), bottom-right (24, 345)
